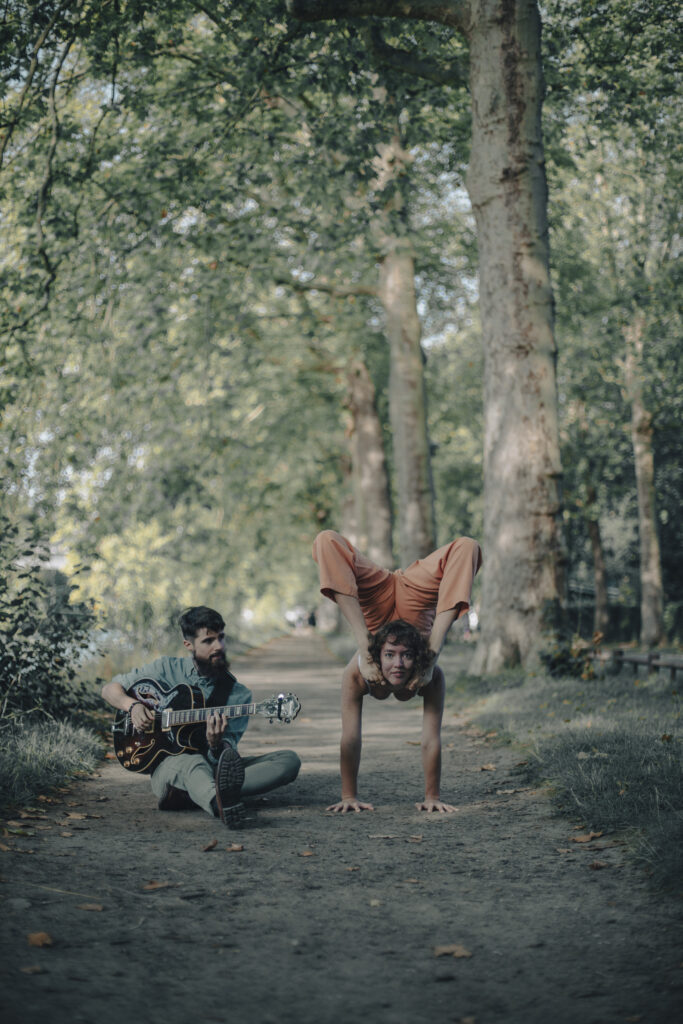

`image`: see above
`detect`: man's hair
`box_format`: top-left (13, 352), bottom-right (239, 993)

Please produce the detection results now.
top-left (178, 606), bottom-right (225, 640)
top-left (368, 619), bottom-right (431, 676)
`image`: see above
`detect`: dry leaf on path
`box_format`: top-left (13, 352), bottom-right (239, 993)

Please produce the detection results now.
top-left (20, 965), bottom-right (45, 975)
top-left (368, 834), bottom-right (399, 840)
top-left (369, 899), bottom-right (381, 907)
top-left (226, 843), bottom-right (244, 853)
top-left (346, 866), bottom-right (360, 872)
top-left (141, 880), bottom-right (173, 891)
top-left (203, 839), bottom-right (218, 852)
top-left (77, 903), bottom-right (104, 911)
top-left (0, 842), bottom-right (12, 852)
top-left (589, 861), bottom-right (609, 870)
top-left (299, 850), bottom-right (314, 857)
top-left (479, 764), bottom-right (496, 772)
top-left (27, 932), bottom-right (53, 947)
top-left (570, 831), bottom-right (603, 844)
top-left (434, 943), bottom-right (472, 959)
top-left (407, 835), bottom-right (423, 843)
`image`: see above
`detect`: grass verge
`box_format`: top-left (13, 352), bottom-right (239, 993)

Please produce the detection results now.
top-left (441, 646), bottom-right (682, 892)
top-left (0, 718), bottom-right (104, 817)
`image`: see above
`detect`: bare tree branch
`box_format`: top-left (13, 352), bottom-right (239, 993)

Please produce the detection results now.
top-left (361, 24), bottom-right (467, 86)
top-left (286, 0), bottom-right (469, 30)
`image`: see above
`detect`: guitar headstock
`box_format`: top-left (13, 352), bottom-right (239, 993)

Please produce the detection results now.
top-left (256, 692), bottom-right (301, 723)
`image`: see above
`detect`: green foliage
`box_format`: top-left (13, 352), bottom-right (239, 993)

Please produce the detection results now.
top-left (0, 516), bottom-right (100, 721)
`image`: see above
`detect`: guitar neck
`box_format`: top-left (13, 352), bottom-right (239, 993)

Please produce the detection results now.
top-left (161, 702), bottom-right (256, 729)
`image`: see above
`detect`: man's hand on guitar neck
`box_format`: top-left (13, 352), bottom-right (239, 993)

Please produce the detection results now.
top-left (207, 710), bottom-right (229, 755)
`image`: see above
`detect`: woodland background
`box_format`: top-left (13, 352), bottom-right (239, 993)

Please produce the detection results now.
top-left (1, 1), bottom-right (681, 701)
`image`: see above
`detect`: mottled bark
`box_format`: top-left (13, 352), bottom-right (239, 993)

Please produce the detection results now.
top-left (467, 0), bottom-right (565, 672)
top-left (623, 317), bottom-right (665, 647)
top-left (378, 244), bottom-right (436, 564)
top-left (345, 357), bottom-right (394, 566)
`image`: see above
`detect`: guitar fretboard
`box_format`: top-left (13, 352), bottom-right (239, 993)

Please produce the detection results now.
top-left (164, 703), bottom-right (256, 726)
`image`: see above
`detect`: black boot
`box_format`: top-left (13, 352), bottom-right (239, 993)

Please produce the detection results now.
top-left (214, 746), bottom-right (245, 827)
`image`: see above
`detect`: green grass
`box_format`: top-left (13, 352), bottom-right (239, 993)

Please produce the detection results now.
top-left (441, 646), bottom-right (682, 892)
top-left (0, 718), bottom-right (104, 816)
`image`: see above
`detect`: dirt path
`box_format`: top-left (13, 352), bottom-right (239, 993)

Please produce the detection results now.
top-left (1, 635), bottom-right (681, 1024)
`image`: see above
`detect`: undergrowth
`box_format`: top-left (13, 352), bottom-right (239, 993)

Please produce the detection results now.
top-left (0, 718), bottom-right (103, 816)
top-left (441, 647), bottom-right (682, 892)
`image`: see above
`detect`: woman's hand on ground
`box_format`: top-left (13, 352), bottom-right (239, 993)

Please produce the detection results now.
top-left (415, 799), bottom-right (457, 813)
top-left (327, 797), bottom-right (375, 813)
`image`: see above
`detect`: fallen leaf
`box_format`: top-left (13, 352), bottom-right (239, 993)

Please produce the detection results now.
top-left (661, 734), bottom-right (673, 743)
top-left (480, 764), bottom-right (496, 772)
top-left (570, 831), bottom-right (603, 844)
top-left (27, 932), bottom-right (53, 947)
top-left (20, 965), bottom-right (45, 975)
top-left (589, 861), bottom-right (608, 871)
top-left (485, 731), bottom-right (498, 738)
top-left (0, 842), bottom-right (12, 852)
top-left (496, 789), bottom-right (517, 795)
top-left (60, 832), bottom-right (73, 838)
top-left (141, 880), bottom-right (172, 891)
top-left (65, 812), bottom-right (87, 820)
top-left (299, 850), bottom-right (314, 857)
top-left (346, 866), bottom-right (360, 872)
top-left (459, 1018), bottom-right (477, 1024)
top-left (403, 878), bottom-right (419, 883)
top-left (77, 903), bottom-right (104, 911)
top-left (405, 740), bottom-right (421, 746)
top-left (104, 752), bottom-right (117, 760)
top-left (555, 848), bottom-right (572, 854)
top-left (226, 843), bottom-right (244, 852)
top-left (434, 944), bottom-right (472, 959)
top-left (369, 898), bottom-right (381, 907)
top-left (203, 839), bottom-right (218, 852)
top-left (368, 834), bottom-right (399, 840)
top-left (407, 835), bottom-right (423, 843)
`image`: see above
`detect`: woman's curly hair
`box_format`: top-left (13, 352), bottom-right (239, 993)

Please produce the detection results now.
top-left (368, 620), bottom-right (432, 677)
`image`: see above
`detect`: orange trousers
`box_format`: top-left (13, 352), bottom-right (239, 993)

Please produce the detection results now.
top-left (312, 530), bottom-right (483, 636)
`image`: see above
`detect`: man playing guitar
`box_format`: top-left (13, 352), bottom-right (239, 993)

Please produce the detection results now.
top-left (101, 606), bottom-right (301, 827)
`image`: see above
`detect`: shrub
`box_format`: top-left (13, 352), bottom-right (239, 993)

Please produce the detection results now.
top-left (0, 515), bottom-right (100, 722)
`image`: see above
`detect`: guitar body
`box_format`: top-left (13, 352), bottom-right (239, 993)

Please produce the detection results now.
top-left (112, 678), bottom-right (208, 775)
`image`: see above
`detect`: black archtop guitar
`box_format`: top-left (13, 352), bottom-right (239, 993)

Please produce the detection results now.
top-left (112, 677), bottom-right (301, 774)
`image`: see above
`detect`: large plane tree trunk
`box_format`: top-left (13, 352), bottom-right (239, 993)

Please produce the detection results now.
top-left (467, 0), bottom-right (565, 671)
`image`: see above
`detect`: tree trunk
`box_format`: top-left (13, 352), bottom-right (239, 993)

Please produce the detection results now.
top-left (622, 316), bottom-right (665, 647)
top-left (345, 357), bottom-right (394, 566)
top-left (467, 0), bottom-right (565, 672)
top-left (288, 0), bottom-right (566, 669)
top-left (377, 243), bottom-right (436, 565)
top-left (585, 486), bottom-right (609, 638)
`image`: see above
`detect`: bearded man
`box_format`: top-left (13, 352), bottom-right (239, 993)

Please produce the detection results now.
top-left (101, 606), bottom-right (300, 827)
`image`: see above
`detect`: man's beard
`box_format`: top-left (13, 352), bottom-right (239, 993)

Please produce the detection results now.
top-left (194, 651), bottom-right (229, 678)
